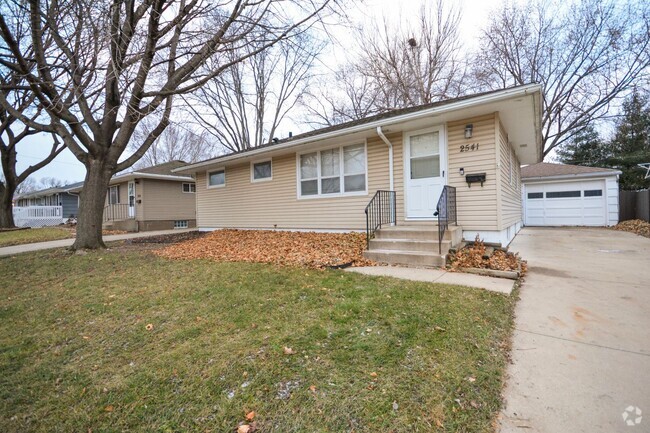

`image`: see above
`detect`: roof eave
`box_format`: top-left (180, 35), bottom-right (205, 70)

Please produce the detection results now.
top-left (174, 84), bottom-right (543, 173)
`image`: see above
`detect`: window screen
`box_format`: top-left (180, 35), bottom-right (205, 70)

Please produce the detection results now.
top-left (253, 161), bottom-right (272, 180)
top-left (208, 170), bottom-right (225, 187)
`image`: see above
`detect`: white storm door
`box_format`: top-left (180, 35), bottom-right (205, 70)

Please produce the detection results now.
top-left (405, 127), bottom-right (446, 219)
top-left (127, 181), bottom-right (136, 218)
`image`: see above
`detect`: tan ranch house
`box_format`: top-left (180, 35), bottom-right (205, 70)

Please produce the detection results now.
top-left (175, 85), bottom-right (543, 266)
top-left (71, 160), bottom-right (197, 232)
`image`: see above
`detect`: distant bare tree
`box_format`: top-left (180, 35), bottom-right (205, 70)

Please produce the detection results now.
top-left (37, 176), bottom-right (65, 189)
top-left (473, 0), bottom-right (650, 156)
top-left (0, 0), bottom-right (340, 248)
top-left (13, 175), bottom-right (36, 195)
top-left (129, 117), bottom-right (216, 169)
top-left (304, 0), bottom-right (466, 126)
top-left (187, 33), bottom-right (323, 153)
top-left (303, 65), bottom-right (381, 128)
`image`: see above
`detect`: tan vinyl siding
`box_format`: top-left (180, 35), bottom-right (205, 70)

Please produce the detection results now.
top-left (141, 179), bottom-right (196, 221)
top-left (497, 117), bottom-right (522, 229)
top-left (196, 134), bottom-right (400, 230)
top-left (447, 114), bottom-right (499, 231)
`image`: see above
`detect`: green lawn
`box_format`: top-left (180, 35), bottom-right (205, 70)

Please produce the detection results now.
top-left (0, 248), bottom-right (515, 432)
top-left (0, 227), bottom-right (72, 247)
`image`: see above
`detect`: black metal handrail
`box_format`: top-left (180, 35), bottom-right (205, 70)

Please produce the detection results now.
top-left (103, 203), bottom-right (133, 222)
top-left (433, 186), bottom-right (457, 254)
top-left (365, 190), bottom-right (396, 248)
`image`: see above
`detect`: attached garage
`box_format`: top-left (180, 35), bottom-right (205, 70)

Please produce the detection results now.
top-left (521, 163), bottom-right (621, 227)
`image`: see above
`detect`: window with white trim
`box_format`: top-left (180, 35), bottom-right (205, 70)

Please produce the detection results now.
top-left (299, 144), bottom-right (366, 197)
top-left (252, 160), bottom-right (272, 181)
top-left (108, 185), bottom-right (120, 204)
top-left (174, 220), bottom-right (188, 229)
top-left (182, 182), bottom-right (196, 193)
top-left (207, 169), bottom-right (225, 187)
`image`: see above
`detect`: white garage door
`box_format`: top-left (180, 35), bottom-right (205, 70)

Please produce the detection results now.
top-left (524, 180), bottom-right (607, 226)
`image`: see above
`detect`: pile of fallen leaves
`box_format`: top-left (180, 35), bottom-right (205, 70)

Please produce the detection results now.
top-left (612, 219), bottom-right (650, 239)
top-left (154, 229), bottom-right (374, 269)
top-left (450, 236), bottom-right (526, 274)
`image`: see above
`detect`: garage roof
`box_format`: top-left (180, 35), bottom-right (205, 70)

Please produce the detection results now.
top-left (522, 163), bottom-right (621, 180)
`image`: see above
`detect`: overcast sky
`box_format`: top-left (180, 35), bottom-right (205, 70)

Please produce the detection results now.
top-left (12, 0), bottom-right (506, 185)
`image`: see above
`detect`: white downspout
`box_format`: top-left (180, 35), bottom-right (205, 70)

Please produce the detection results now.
top-left (376, 126), bottom-right (395, 224)
top-left (376, 126), bottom-right (394, 190)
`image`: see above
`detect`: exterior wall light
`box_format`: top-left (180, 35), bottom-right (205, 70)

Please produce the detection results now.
top-left (464, 124), bottom-right (473, 139)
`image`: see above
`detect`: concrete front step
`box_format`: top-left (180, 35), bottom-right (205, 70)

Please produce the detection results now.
top-left (376, 225), bottom-right (462, 243)
top-left (369, 238), bottom-right (452, 255)
top-left (363, 249), bottom-right (446, 267)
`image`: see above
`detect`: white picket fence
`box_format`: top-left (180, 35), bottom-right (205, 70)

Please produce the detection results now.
top-left (12, 206), bottom-right (65, 228)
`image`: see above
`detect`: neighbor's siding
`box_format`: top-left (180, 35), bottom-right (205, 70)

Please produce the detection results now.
top-left (141, 179), bottom-right (196, 222)
top-left (195, 133), bottom-right (400, 230)
top-left (61, 193), bottom-right (79, 218)
top-left (447, 114), bottom-right (499, 231)
top-left (496, 117), bottom-right (522, 230)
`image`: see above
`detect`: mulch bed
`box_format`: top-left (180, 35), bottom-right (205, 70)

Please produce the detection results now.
top-left (153, 229), bottom-right (374, 269)
top-left (612, 219), bottom-right (650, 239)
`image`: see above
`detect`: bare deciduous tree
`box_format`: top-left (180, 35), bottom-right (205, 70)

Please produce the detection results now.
top-left (187, 32), bottom-right (323, 153)
top-left (0, 0), bottom-right (339, 248)
top-left (0, 6), bottom-right (65, 228)
top-left (304, 0), bottom-right (466, 126)
top-left (128, 117), bottom-right (216, 169)
top-left (473, 0), bottom-right (650, 156)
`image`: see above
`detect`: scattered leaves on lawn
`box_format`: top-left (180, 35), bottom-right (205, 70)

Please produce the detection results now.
top-left (237, 424), bottom-right (251, 433)
top-left (104, 405), bottom-right (114, 412)
top-left (283, 346), bottom-right (295, 355)
top-left (154, 229), bottom-right (375, 269)
top-left (612, 219), bottom-right (650, 238)
top-left (450, 236), bottom-right (526, 274)
top-left (145, 323), bottom-right (154, 331)
top-left (245, 411), bottom-right (255, 421)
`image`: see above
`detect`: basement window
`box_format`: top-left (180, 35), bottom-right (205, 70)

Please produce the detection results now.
top-left (174, 220), bottom-right (188, 229)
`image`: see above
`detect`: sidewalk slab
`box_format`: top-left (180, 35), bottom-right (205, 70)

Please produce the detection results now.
top-left (0, 229), bottom-right (195, 257)
top-left (346, 266), bottom-right (515, 294)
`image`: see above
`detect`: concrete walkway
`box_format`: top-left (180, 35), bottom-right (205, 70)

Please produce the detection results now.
top-left (346, 266), bottom-right (515, 294)
top-left (0, 228), bottom-right (196, 257)
top-left (500, 228), bottom-right (650, 433)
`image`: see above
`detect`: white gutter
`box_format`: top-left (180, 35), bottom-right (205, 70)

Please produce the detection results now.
top-left (175, 84), bottom-right (542, 173)
top-left (376, 126), bottom-right (394, 190)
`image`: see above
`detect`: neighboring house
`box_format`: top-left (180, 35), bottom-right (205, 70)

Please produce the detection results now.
top-left (521, 162), bottom-right (621, 227)
top-left (15, 181), bottom-right (83, 219)
top-left (70, 161), bottom-right (197, 232)
top-left (174, 84), bottom-right (543, 266)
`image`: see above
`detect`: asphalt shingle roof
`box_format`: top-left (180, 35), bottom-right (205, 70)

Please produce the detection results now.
top-left (521, 162), bottom-right (620, 179)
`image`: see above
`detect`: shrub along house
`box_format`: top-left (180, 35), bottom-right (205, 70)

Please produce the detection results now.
top-left (175, 85), bottom-right (543, 266)
top-left (70, 161), bottom-right (197, 232)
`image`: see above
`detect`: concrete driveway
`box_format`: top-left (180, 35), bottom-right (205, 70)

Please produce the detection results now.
top-left (500, 227), bottom-right (650, 433)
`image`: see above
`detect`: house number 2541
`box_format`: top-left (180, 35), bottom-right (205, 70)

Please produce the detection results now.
top-left (460, 143), bottom-right (480, 152)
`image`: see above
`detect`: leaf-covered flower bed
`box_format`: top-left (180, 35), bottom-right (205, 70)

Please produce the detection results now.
top-left (612, 219), bottom-right (650, 239)
top-left (449, 236), bottom-right (527, 275)
top-left (154, 229), bottom-right (375, 269)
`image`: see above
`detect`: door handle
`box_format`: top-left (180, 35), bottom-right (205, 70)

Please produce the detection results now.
top-left (442, 170), bottom-right (445, 177)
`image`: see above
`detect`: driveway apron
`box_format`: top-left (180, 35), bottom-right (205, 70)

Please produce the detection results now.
top-left (500, 227), bottom-right (650, 433)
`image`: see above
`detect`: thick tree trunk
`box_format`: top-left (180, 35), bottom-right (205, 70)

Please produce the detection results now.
top-left (72, 160), bottom-right (114, 250)
top-left (0, 185), bottom-right (16, 228)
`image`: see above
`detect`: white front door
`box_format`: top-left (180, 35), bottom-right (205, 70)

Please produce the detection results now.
top-left (404, 127), bottom-right (446, 219)
top-left (127, 181), bottom-right (136, 218)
